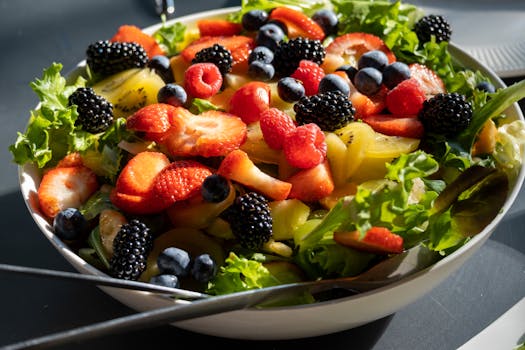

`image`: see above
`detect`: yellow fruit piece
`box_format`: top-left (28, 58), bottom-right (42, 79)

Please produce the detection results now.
top-left (92, 68), bottom-right (165, 118)
top-left (240, 121), bottom-right (282, 164)
top-left (98, 209), bottom-right (127, 258)
top-left (472, 119), bottom-right (497, 156)
top-left (169, 54), bottom-right (190, 84)
top-left (319, 182), bottom-right (358, 209)
top-left (269, 199), bottom-right (311, 241)
top-left (325, 132), bottom-right (348, 187)
top-left (335, 122), bottom-right (376, 180)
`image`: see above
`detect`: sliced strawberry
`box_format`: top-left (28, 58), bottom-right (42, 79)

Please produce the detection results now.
top-left (290, 60), bottom-right (325, 96)
top-left (180, 35), bottom-right (254, 70)
top-left (409, 63), bottom-right (446, 98)
top-left (126, 103), bottom-right (175, 133)
top-left (287, 160), bottom-right (334, 202)
top-left (152, 160), bottom-right (212, 210)
top-left (217, 149), bottom-right (292, 201)
top-left (197, 19), bottom-right (242, 37)
top-left (38, 166), bottom-right (99, 218)
top-left (361, 114), bottom-right (424, 139)
top-left (114, 151), bottom-right (170, 196)
top-left (350, 86), bottom-right (387, 119)
top-left (109, 189), bottom-right (165, 215)
top-left (184, 63), bottom-right (223, 99)
top-left (228, 81), bottom-right (271, 124)
top-left (162, 107), bottom-right (247, 157)
top-left (110, 25), bottom-right (165, 59)
top-left (259, 108), bottom-right (296, 150)
top-left (268, 7), bottom-right (325, 41)
top-left (333, 226), bottom-right (404, 254)
top-left (283, 123), bottom-right (327, 169)
top-left (325, 32), bottom-right (396, 68)
top-left (55, 152), bottom-right (84, 168)
top-left (385, 78), bottom-right (426, 115)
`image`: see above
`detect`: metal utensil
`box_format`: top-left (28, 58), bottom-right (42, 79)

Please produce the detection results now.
top-left (1, 244), bottom-right (439, 350)
top-left (154, 0), bottom-right (175, 19)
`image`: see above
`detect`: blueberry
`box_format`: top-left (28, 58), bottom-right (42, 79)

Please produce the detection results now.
top-left (312, 9), bottom-right (339, 36)
top-left (266, 19), bottom-right (288, 35)
top-left (53, 208), bottom-right (88, 241)
top-left (201, 174), bottom-right (230, 203)
top-left (248, 61), bottom-right (275, 81)
top-left (149, 274), bottom-right (180, 289)
top-left (382, 61), bottom-right (411, 89)
top-left (357, 50), bottom-right (389, 71)
top-left (335, 65), bottom-right (358, 82)
top-left (157, 247), bottom-right (191, 277)
top-left (191, 254), bottom-right (217, 283)
top-left (147, 55), bottom-right (174, 83)
top-left (255, 23), bottom-right (285, 52)
top-left (248, 46), bottom-right (274, 64)
top-left (476, 81), bottom-right (496, 93)
top-left (277, 77), bottom-right (305, 102)
top-left (318, 73), bottom-right (350, 96)
top-left (157, 83), bottom-right (187, 107)
top-left (354, 67), bottom-right (383, 96)
top-left (241, 9), bottom-right (269, 31)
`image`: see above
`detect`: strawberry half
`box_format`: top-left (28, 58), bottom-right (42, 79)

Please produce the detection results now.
top-left (385, 78), bottom-right (426, 115)
top-left (350, 86), bottom-right (387, 119)
top-left (162, 107), bottom-right (247, 158)
top-left (197, 19), bottom-right (242, 36)
top-left (126, 103), bottom-right (175, 133)
top-left (325, 32), bottom-right (396, 67)
top-left (152, 160), bottom-right (213, 210)
top-left (114, 151), bottom-right (170, 196)
top-left (180, 35), bottom-right (254, 70)
top-left (409, 63), bottom-right (446, 98)
top-left (269, 6), bottom-right (325, 41)
top-left (228, 81), bottom-right (271, 124)
top-left (217, 149), bottom-right (292, 201)
top-left (334, 226), bottom-right (404, 254)
top-left (38, 166), bottom-right (99, 218)
top-left (287, 160), bottom-right (334, 202)
top-left (360, 114), bottom-right (424, 139)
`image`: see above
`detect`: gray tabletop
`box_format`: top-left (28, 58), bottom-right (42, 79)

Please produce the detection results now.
top-left (1, 1), bottom-right (524, 349)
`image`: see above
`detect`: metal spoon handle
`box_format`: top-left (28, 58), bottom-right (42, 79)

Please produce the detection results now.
top-left (0, 263), bottom-right (208, 300)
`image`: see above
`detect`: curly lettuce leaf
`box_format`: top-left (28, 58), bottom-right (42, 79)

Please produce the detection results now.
top-left (153, 20), bottom-right (187, 56)
top-left (9, 63), bottom-right (89, 168)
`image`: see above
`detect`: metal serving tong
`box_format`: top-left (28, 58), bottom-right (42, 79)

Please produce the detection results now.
top-left (0, 244), bottom-right (439, 349)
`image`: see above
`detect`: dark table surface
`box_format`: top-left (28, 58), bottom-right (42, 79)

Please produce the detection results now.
top-left (1, 1), bottom-right (524, 349)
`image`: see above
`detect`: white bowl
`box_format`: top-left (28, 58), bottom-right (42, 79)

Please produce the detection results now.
top-left (19, 7), bottom-right (525, 340)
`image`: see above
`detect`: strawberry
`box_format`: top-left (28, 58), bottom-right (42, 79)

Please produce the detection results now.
top-left (126, 103), bottom-right (175, 133)
top-left (333, 226), bottom-right (404, 254)
top-left (350, 86), bottom-right (387, 119)
top-left (325, 32), bottom-right (396, 68)
top-left (361, 114), bottom-right (424, 139)
top-left (268, 7), bottom-right (325, 41)
top-left (290, 60), bottom-right (325, 96)
top-left (180, 35), bottom-right (254, 70)
top-left (114, 151), bottom-right (170, 196)
top-left (197, 19), bottom-right (242, 37)
top-left (217, 149), bottom-right (292, 201)
top-left (385, 78), bottom-right (426, 115)
top-left (162, 107), bottom-right (247, 157)
top-left (409, 63), bottom-right (446, 98)
top-left (184, 63), bottom-right (223, 99)
top-left (259, 108), bottom-right (296, 150)
top-left (287, 160), bottom-right (334, 202)
top-left (110, 24), bottom-right (165, 59)
top-left (152, 160), bottom-right (213, 210)
top-left (38, 166), bottom-right (99, 218)
top-left (55, 152), bottom-right (84, 168)
top-left (109, 190), bottom-right (165, 215)
top-left (228, 81), bottom-right (271, 124)
top-left (283, 123), bottom-right (327, 169)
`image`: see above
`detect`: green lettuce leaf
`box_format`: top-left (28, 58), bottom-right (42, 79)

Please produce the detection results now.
top-left (153, 20), bottom-right (187, 56)
top-left (230, 0), bottom-right (327, 22)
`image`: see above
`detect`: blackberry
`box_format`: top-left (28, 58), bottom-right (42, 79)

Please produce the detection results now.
top-left (192, 44), bottom-right (233, 75)
top-left (294, 91), bottom-right (355, 132)
top-left (418, 92), bottom-right (472, 136)
top-left (86, 40), bottom-right (148, 77)
top-left (109, 219), bottom-right (153, 281)
top-left (414, 15), bottom-right (452, 44)
top-left (273, 37), bottom-right (325, 77)
top-left (68, 87), bottom-right (113, 133)
top-left (224, 192), bottom-right (273, 251)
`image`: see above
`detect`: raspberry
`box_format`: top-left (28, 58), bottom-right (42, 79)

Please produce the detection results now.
top-left (184, 62), bottom-right (223, 98)
top-left (283, 123), bottom-right (326, 169)
top-left (386, 78), bottom-right (426, 115)
top-left (290, 60), bottom-right (325, 96)
top-left (259, 108), bottom-right (296, 149)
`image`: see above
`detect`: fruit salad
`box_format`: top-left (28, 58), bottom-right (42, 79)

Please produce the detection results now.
top-left (9, 0), bottom-right (525, 303)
